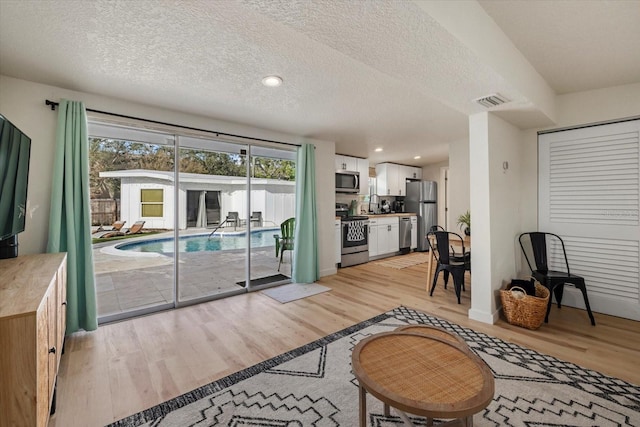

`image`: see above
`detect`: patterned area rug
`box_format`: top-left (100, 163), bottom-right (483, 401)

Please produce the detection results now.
top-left (108, 307), bottom-right (640, 427)
top-left (374, 252), bottom-right (431, 269)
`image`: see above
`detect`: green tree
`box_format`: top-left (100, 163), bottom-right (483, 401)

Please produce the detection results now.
top-left (89, 138), bottom-right (295, 200)
top-left (252, 157), bottom-right (295, 180)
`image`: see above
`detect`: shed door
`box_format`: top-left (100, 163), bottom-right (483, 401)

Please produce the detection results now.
top-left (538, 119), bottom-right (640, 321)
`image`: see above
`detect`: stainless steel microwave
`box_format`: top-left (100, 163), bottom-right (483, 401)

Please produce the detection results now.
top-left (336, 170), bottom-right (359, 193)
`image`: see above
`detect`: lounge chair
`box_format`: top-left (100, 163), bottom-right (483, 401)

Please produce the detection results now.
top-left (93, 220), bottom-right (126, 233)
top-left (98, 221), bottom-right (146, 239)
top-left (125, 221), bottom-right (146, 235)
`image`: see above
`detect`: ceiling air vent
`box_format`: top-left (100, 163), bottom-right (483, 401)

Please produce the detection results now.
top-left (474, 93), bottom-right (509, 108)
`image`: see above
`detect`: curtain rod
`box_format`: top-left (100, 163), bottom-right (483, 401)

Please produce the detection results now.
top-left (44, 99), bottom-right (301, 147)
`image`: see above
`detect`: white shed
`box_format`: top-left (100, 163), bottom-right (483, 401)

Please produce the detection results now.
top-left (99, 169), bottom-right (295, 230)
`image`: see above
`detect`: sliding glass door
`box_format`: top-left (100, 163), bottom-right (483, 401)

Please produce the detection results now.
top-left (175, 138), bottom-right (297, 302)
top-left (176, 136), bottom-right (249, 303)
top-left (247, 146), bottom-right (296, 288)
top-left (88, 124), bottom-right (176, 321)
top-left (89, 122), bottom-right (297, 321)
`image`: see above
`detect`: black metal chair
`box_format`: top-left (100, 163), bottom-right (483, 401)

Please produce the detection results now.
top-left (427, 231), bottom-right (468, 304)
top-left (518, 232), bottom-right (596, 326)
top-left (429, 225), bottom-right (470, 273)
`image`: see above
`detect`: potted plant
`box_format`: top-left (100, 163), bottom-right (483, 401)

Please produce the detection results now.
top-left (457, 210), bottom-right (471, 235)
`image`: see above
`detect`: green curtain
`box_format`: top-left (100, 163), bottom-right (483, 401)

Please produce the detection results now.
top-left (47, 100), bottom-right (97, 333)
top-left (292, 143), bottom-right (319, 283)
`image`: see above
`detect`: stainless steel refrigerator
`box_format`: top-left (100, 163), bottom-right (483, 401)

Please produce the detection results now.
top-left (405, 181), bottom-right (437, 251)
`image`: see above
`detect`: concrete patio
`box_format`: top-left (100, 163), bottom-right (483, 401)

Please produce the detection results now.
top-left (93, 227), bottom-right (291, 318)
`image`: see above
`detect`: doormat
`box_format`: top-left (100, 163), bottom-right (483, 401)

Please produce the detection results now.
top-left (235, 274), bottom-right (290, 287)
top-left (107, 306), bottom-right (640, 427)
top-left (374, 252), bottom-right (431, 269)
top-left (260, 283), bottom-right (331, 303)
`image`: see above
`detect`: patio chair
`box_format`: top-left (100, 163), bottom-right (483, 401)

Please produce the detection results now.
top-left (274, 217), bottom-right (295, 271)
top-left (250, 211), bottom-right (262, 227)
top-left (226, 212), bottom-right (239, 229)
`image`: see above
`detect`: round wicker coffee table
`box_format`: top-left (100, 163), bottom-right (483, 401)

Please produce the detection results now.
top-left (351, 331), bottom-right (494, 427)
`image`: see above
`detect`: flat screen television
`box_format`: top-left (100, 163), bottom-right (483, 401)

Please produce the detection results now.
top-left (0, 113), bottom-right (31, 258)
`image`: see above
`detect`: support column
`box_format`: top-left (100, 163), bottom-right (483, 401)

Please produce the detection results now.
top-left (468, 112), bottom-right (523, 324)
top-left (468, 113), bottom-right (494, 323)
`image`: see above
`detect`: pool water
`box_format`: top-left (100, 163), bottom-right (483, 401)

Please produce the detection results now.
top-left (116, 229), bottom-right (279, 253)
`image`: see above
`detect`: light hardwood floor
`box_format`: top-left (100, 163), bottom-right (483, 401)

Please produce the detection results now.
top-left (51, 257), bottom-right (640, 426)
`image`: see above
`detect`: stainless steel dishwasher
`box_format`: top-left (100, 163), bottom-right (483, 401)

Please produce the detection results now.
top-left (399, 216), bottom-right (411, 254)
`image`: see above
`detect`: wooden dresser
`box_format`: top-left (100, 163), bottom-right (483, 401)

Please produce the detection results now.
top-left (0, 253), bottom-right (67, 427)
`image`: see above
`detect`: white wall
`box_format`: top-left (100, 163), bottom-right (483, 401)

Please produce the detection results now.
top-left (223, 188), bottom-right (295, 228)
top-left (0, 75), bottom-right (337, 276)
top-left (120, 179), bottom-right (175, 230)
top-left (448, 138), bottom-right (470, 232)
top-left (421, 161), bottom-right (447, 182)
top-left (518, 82), bottom-right (640, 275)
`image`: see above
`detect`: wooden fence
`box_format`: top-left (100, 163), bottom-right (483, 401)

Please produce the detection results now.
top-left (91, 199), bottom-right (120, 226)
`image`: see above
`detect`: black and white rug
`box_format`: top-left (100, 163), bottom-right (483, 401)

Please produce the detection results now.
top-left (109, 306), bottom-right (640, 426)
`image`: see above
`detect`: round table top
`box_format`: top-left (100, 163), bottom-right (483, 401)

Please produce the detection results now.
top-left (394, 324), bottom-right (469, 347)
top-left (351, 331), bottom-right (494, 419)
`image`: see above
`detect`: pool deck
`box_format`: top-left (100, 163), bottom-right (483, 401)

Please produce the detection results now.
top-left (93, 226), bottom-right (291, 318)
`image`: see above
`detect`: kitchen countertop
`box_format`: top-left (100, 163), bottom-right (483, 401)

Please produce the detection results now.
top-left (364, 212), bottom-right (417, 217)
top-left (335, 213), bottom-right (417, 220)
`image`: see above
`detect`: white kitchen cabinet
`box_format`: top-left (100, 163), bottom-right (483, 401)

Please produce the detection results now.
top-left (410, 216), bottom-right (418, 250)
top-left (335, 219), bottom-right (341, 264)
top-left (335, 154), bottom-right (358, 171)
top-left (376, 163), bottom-right (424, 196)
top-left (368, 218), bottom-right (379, 257)
top-left (375, 163), bottom-right (401, 196)
top-left (405, 165), bottom-right (422, 180)
top-left (336, 154), bottom-right (369, 195)
top-left (375, 216), bottom-right (399, 255)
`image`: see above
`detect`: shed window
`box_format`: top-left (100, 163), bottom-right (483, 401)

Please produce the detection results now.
top-left (141, 189), bottom-right (163, 217)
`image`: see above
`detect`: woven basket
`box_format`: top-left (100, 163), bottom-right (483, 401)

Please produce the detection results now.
top-left (500, 281), bottom-right (550, 330)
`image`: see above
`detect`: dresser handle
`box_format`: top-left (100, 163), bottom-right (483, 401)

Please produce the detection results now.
top-left (61, 301), bottom-right (67, 306)
top-left (49, 346), bottom-right (56, 355)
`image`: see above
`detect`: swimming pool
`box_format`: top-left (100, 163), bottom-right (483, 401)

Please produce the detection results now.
top-left (116, 229), bottom-right (279, 253)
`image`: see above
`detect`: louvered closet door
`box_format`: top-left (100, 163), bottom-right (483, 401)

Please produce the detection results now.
top-left (539, 119), bottom-right (640, 321)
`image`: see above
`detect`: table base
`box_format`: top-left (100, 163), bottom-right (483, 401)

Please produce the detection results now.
top-left (359, 383), bottom-right (475, 427)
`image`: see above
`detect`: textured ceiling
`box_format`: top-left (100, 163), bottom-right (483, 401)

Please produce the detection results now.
top-left (479, 0), bottom-right (640, 94)
top-left (0, 0), bottom-right (638, 166)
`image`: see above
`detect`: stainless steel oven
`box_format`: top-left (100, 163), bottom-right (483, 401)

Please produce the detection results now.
top-left (340, 216), bottom-right (369, 267)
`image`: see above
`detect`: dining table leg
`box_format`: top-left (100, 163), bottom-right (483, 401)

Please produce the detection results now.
top-left (426, 248), bottom-right (435, 291)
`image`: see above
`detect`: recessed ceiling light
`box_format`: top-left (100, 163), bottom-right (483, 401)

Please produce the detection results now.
top-left (414, 156), bottom-right (421, 159)
top-left (262, 75), bottom-right (283, 87)
top-left (374, 147), bottom-right (383, 152)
